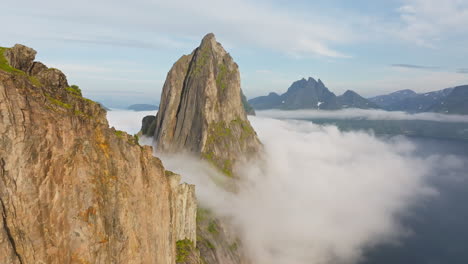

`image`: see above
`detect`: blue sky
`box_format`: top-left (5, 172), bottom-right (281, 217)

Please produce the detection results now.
top-left (2, 0), bottom-right (468, 107)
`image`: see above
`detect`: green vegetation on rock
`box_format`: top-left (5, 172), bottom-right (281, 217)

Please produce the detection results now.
top-left (207, 220), bottom-right (219, 234)
top-left (215, 63), bottom-right (229, 91)
top-left (46, 95), bottom-right (72, 109)
top-left (176, 239), bottom-right (194, 263)
top-left (192, 46), bottom-right (211, 76)
top-left (0, 47), bottom-right (24, 74)
top-left (66, 85), bottom-right (82, 96)
top-left (114, 130), bottom-right (125, 138)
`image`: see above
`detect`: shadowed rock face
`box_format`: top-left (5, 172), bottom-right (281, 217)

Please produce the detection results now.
top-left (153, 33), bottom-right (261, 176)
top-left (4, 44), bottom-right (36, 72)
top-left (0, 44), bottom-right (198, 264)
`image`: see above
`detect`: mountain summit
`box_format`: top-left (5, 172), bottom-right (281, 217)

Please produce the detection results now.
top-left (249, 77), bottom-right (378, 110)
top-left (149, 33), bottom-right (261, 176)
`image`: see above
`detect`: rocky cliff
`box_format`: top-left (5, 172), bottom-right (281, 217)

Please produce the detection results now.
top-left (150, 33), bottom-right (261, 177)
top-left (0, 44), bottom-right (198, 264)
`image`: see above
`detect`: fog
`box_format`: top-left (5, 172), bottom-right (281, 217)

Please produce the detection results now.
top-left (108, 110), bottom-right (465, 264)
top-left (106, 109), bottom-right (156, 134)
top-left (257, 109), bottom-right (468, 123)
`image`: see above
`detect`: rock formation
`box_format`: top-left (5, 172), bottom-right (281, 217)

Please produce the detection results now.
top-left (150, 33), bottom-right (261, 177)
top-left (0, 45), bottom-right (198, 263)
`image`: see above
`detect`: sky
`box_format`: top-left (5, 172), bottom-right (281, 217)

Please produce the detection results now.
top-left (2, 0), bottom-right (468, 107)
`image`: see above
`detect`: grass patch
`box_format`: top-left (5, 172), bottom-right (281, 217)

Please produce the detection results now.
top-left (28, 76), bottom-right (42, 87)
top-left (215, 63), bottom-right (229, 91)
top-left (229, 242), bottom-right (238, 252)
top-left (114, 130), bottom-right (125, 138)
top-left (46, 95), bottom-right (72, 109)
top-left (196, 207), bottom-right (210, 222)
top-left (176, 239), bottom-right (194, 263)
top-left (0, 47), bottom-right (24, 74)
top-left (66, 85), bottom-right (82, 96)
top-left (207, 220), bottom-right (219, 234)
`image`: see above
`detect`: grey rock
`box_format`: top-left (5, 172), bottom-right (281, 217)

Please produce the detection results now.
top-left (29, 61), bottom-right (48, 76)
top-left (153, 33), bottom-right (261, 177)
top-left (4, 44), bottom-right (37, 72)
top-left (141, 115), bottom-right (156, 136)
top-left (36, 68), bottom-right (69, 91)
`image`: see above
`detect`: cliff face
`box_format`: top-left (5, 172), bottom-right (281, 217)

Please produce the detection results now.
top-left (152, 33), bottom-right (261, 176)
top-left (0, 45), bottom-right (197, 264)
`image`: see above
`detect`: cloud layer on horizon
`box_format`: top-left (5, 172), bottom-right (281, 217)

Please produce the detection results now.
top-left (256, 109), bottom-right (468, 123)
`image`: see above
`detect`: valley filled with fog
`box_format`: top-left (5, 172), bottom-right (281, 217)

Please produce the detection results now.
top-left (108, 109), bottom-right (468, 264)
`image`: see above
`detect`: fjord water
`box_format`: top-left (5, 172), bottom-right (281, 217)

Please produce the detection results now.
top-left (304, 118), bottom-right (468, 264)
top-left (361, 136), bottom-right (468, 264)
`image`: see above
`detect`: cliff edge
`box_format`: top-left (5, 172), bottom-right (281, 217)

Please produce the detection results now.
top-left (0, 44), bottom-right (197, 264)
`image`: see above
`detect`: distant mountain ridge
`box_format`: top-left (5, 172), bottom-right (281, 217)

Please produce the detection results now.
top-left (127, 104), bottom-right (158, 111)
top-left (369, 85), bottom-right (468, 114)
top-left (249, 77), bottom-right (378, 110)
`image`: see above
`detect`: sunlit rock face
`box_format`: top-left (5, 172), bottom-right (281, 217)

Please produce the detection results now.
top-left (152, 33), bottom-right (261, 177)
top-left (0, 44), bottom-right (197, 264)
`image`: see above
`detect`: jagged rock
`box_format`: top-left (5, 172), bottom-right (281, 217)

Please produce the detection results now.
top-left (0, 45), bottom-right (198, 264)
top-left (4, 44), bottom-right (37, 72)
top-left (168, 172), bottom-right (197, 245)
top-left (36, 68), bottom-right (69, 90)
top-left (141, 115), bottom-right (156, 136)
top-left (29, 61), bottom-right (48, 76)
top-left (152, 33), bottom-right (261, 177)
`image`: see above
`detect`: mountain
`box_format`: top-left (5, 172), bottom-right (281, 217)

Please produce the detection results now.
top-left (247, 92), bottom-right (282, 110)
top-left (369, 88), bottom-right (454, 112)
top-left (368, 89), bottom-right (417, 110)
top-left (148, 33), bottom-right (261, 177)
top-left (1, 44), bottom-right (198, 263)
top-left (427, 85), bottom-right (468, 114)
top-left (337, 90), bottom-right (380, 109)
top-left (249, 77), bottom-right (378, 110)
top-left (142, 34), bottom-right (262, 264)
top-left (127, 103), bottom-right (158, 111)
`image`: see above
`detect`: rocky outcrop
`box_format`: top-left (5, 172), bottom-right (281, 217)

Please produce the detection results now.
top-left (141, 115), bottom-right (156, 136)
top-left (168, 172), bottom-right (197, 245)
top-left (151, 33), bottom-right (261, 177)
top-left (4, 44), bottom-right (36, 72)
top-left (0, 44), bottom-right (197, 264)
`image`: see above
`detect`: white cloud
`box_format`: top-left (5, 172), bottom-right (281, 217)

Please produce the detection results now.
top-left (256, 109), bottom-right (468, 123)
top-left (107, 110), bottom-right (466, 264)
top-left (155, 116), bottom-right (463, 264)
top-left (3, 0), bottom-right (354, 58)
top-left (396, 0), bottom-right (468, 46)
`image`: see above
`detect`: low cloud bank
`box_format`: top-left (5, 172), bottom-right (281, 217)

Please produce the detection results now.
top-left (106, 109), bottom-right (156, 135)
top-left (257, 109), bottom-right (468, 123)
top-left (108, 111), bottom-right (465, 264)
